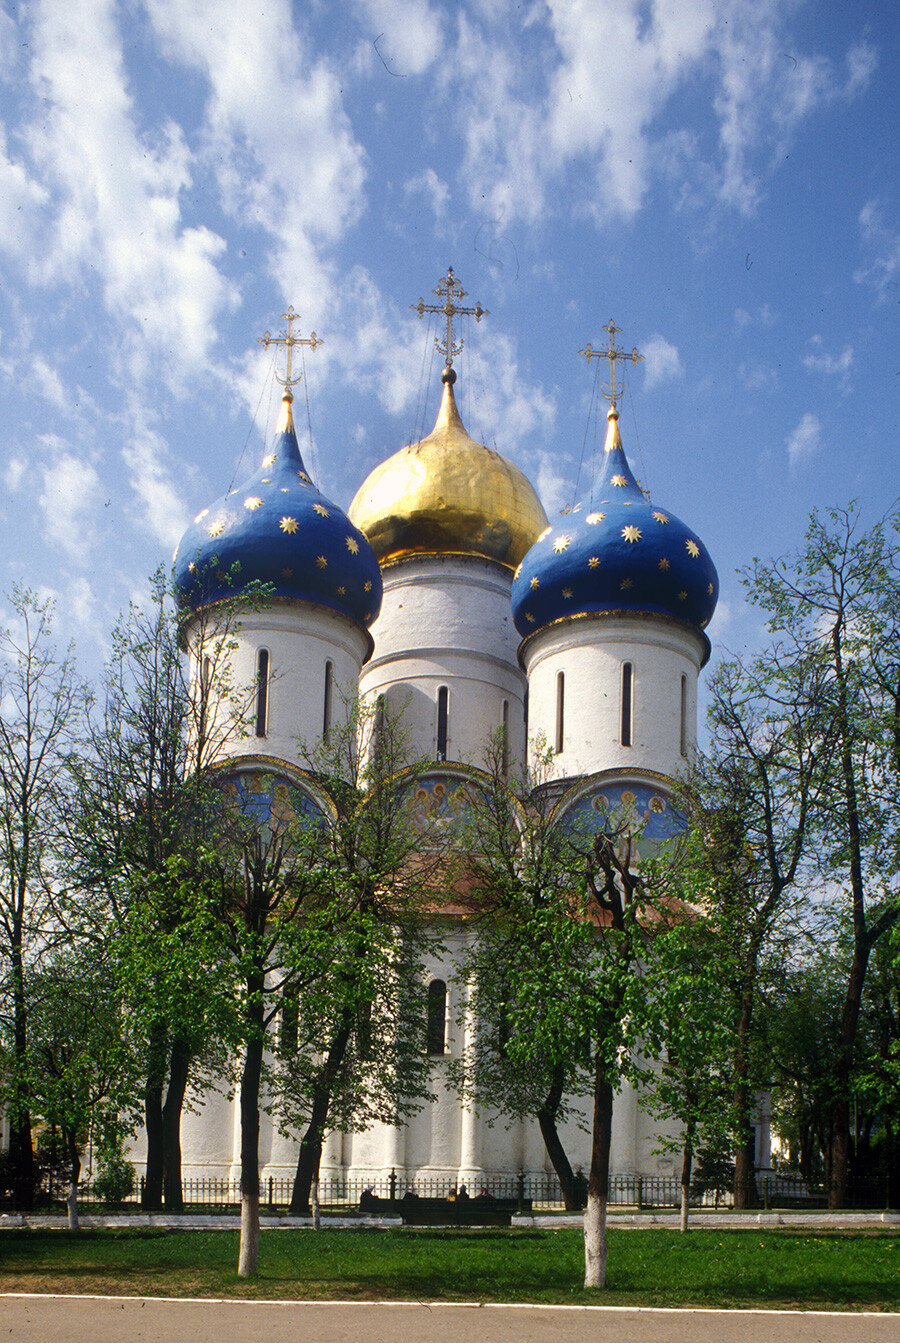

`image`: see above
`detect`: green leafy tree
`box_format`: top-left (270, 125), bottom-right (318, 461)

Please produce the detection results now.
top-left (0, 589), bottom-right (88, 1209)
top-left (748, 504), bottom-right (900, 1206)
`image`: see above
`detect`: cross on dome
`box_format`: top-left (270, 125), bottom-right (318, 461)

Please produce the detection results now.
top-left (411, 266), bottom-right (488, 370)
top-left (580, 319), bottom-right (643, 406)
top-left (258, 306), bottom-right (322, 398)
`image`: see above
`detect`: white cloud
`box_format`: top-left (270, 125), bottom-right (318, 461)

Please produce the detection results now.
top-left (642, 334), bottom-right (683, 390)
top-left (786, 412), bottom-right (822, 471)
top-left (37, 450), bottom-right (102, 563)
top-left (356, 0), bottom-right (444, 77)
top-left (122, 424), bottom-right (190, 550)
top-left (4, 458), bottom-right (26, 492)
top-left (0, 125), bottom-right (48, 257)
top-left (146, 0), bottom-right (367, 317)
top-left (25, 0), bottom-right (237, 390)
top-left (404, 168), bottom-right (450, 219)
top-left (536, 450), bottom-right (570, 520)
top-left (734, 304), bottom-right (776, 334)
top-left (855, 201), bottom-right (900, 301)
top-left (802, 338), bottom-right (853, 394)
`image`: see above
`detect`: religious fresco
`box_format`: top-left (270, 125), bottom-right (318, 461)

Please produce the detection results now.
top-left (401, 771), bottom-right (483, 838)
top-left (218, 769), bottom-right (328, 832)
top-left (559, 780), bottom-right (683, 860)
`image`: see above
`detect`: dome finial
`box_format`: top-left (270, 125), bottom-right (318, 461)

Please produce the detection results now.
top-left (257, 305), bottom-right (323, 396)
top-left (580, 319), bottom-right (644, 407)
top-left (411, 266), bottom-right (489, 373)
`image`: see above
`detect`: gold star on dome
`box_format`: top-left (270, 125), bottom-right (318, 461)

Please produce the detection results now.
top-left (678, 590), bottom-right (688, 601)
top-left (686, 539), bottom-right (700, 558)
top-left (364, 580), bottom-right (372, 592)
top-left (208, 520), bottom-right (224, 537)
top-left (299, 471), bottom-right (312, 484)
top-left (280, 517), bottom-right (298, 533)
top-left (336, 585), bottom-right (346, 596)
top-left (525, 612), bottom-right (535, 623)
top-left (553, 535), bottom-right (571, 553)
top-left (708, 582), bottom-right (714, 595)
top-left (346, 536), bottom-right (359, 554)
top-left (622, 525), bottom-right (642, 543)
top-left (313, 503), bottom-right (329, 517)
top-left (586, 512), bottom-right (605, 525)
top-left (621, 577), bottom-right (633, 590)
top-left (263, 454), bottom-right (276, 467)
top-left (562, 587), bottom-right (573, 598)
top-left (653, 511), bottom-right (669, 524)
top-left (188, 561), bottom-right (197, 574)
top-left (659, 557), bottom-right (670, 572)
top-left (245, 496), bottom-right (263, 510)
top-left (588, 556), bottom-right (600, 568)
top-left (281, 567), bottom-right (293, 579)
top-left (316, 555), bottom-right (327, 569)
top-left (261, 477), bottom-right (271, 484)
top-left (216, 569), bottom-right (228, 583)
top-left (611, 474), bottom-right (628, 487)
top-left (530, 577), bottom-right (540, 590)
top-left (194, 508), bottom-right (209, 524)
top-left (538, 526), bottom-right (552, 542)
top-left (364, 611), bottom-right (372, 621)
top-left (281, 488), bottom-right (290, 493)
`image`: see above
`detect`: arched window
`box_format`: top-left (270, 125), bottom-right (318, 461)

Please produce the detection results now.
top-left (323, 660), bottom-right (333, 743)
top-left (436, 686), bottom-right (449, 761)
top-left (555, 671), bottom-right (565, 755)
top-left (426, 979), bottom-right (447, 1055)
top-left (620, 661), bottom-right (633, 748)
top-left (255, 649), bottom-right (270, 738)
top-left (680, 674), bottom-right (688, 757)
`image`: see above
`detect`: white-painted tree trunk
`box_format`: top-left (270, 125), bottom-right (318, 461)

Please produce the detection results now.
top-left (67, 1181), bottom-right (79, 1232)
top-left (312, 1178), bottom-right (321, 1231)
top-left (238, 1190), bottom-right (259, 1277)
top-left (583, 1191), bottom-right (608, 1289)
top-left (680, 1180), bottom-right (690, 1233)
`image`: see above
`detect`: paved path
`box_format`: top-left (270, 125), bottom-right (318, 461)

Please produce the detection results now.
top-left (1, 1297), bottom-right (899, 1343)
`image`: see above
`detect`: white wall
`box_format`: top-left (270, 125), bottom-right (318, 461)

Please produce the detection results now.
top-left (521, 612), bottom-right (708, 784)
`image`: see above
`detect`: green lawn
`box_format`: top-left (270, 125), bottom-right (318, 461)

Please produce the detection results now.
top-left (0, 1226), bottom-right (898, 1309)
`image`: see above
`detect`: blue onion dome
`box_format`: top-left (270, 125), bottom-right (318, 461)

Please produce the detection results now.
top-left (174, 392), bottom-right (382, 626)
top-left (511, 404), bottom-right (718, 638)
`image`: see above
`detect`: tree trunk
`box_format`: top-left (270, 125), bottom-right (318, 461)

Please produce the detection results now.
top-left (828, 941), bottom-right (869, 1208)
top-left (680, 1122), bottom-right (695, 1233)
top-left (584, 1062), bottom-right (613, 1290)
top-left (289, 1009), bottom-right (355, 1216)
top-left (142, 1017), bottom-right (167, 1210)
top-left (238, 980), bottom-right (265, 1278)
top-left (9, 941), bottom-right (35, 1211)
top-left (732, 985), bottom-right (754, 1209)
top-left (537, 1066), bottom-right (581, 1210)
top-left (162, 1034), bottom-right (192, 1211)
top-left (65, 1128), bottom-right (80, 1232)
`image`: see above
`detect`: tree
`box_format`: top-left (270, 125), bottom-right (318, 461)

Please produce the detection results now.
top-left (0, 589), bottom-right (88, 1209)
top-left (280, 698), bottom-right (448, 1217)
top-left (62, 569), bottom-right (257, 1211)
top-left (26, 947), bottom-right (137, 1229)
top-left (672, 641), bottom-right (832, 1208)
top-left (748, 504), bottom-right (900, 1206)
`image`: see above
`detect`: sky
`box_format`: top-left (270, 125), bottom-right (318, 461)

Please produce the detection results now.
top-left (0, 0), bottom-right (897, 703)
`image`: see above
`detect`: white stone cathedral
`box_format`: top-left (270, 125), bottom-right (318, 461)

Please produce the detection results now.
top-left (169, 280), bottom-right (747, 1194)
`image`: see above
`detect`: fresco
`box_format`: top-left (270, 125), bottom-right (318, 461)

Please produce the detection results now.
top-left (559, 780), bottom-right (683, 860)
top-left (219, 769), bottom-right (328, 832)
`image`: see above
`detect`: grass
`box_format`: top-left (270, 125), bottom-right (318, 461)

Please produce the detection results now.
top-left (0, 1226), bottom-right (899, 1310)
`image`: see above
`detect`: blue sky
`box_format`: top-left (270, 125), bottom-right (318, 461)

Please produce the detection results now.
top-left (0, 0), bottom-right (896, 699)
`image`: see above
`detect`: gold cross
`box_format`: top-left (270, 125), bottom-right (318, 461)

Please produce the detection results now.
top-left (580, 320), bottom-right (643, 405)
top-left (411, 267), bottom-right (488, 369)
top-left (257, 306), bottom-right (322, 394)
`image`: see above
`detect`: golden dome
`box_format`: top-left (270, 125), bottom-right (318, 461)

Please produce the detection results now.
top-left (348, 370), bottom-right (548, 570)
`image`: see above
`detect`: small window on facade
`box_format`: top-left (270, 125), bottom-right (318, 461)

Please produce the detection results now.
top-left (679, 674), bottom-right (688, 757)
top-left (555, 671), bottom-right (565, 755)
top-left (501, 699), bottom-right (510, 776)
top-left (323, 660), bottom-right (333, 743)
top-left (426, 979), bottom-right (447, 1055)
top-left (436, 686), bottom-right (449, 761)
top-left (255, 649), bottom-right (270, 738)
top-left (621, 661), bottom-right (633, 748)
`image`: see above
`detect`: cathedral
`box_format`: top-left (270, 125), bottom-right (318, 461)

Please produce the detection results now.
top-left (168, 271), bottom-right (750, 1195)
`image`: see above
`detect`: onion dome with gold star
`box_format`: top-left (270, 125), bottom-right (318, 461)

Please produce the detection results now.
top-left (174, 390), bottom-right (382, 626)
top-left (511, 403), bottom-right (718, 638)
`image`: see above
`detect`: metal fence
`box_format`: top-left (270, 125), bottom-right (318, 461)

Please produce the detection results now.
top-left (33, 1169), bottom-right (897, 1214)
